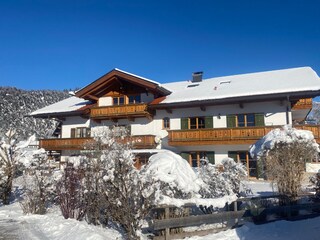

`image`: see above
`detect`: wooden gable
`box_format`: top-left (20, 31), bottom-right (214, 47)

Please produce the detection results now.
top-left (75, 69), bottom-right (171, 101)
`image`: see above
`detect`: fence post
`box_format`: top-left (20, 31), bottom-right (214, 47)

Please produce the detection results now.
top-left (234, 201), bottom-right (238, 227)
top-left (165, 207), bottom-right (170, 240)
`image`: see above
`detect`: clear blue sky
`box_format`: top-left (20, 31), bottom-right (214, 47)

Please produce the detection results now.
top-left (0, 0), bottom-right (320, 90)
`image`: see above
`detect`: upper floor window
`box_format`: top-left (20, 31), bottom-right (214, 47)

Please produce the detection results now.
top-left (163, 117), bottom-right (170, 129)
top-left (128, 95), bottom-right (141, 104)
top-left (113, 96), bottom-right (125, 105)
top-left (112, 94), bottom-right (141, 105)
top-left (71, 127), bottom-right (91, 138)
top-left (227, 113), bottom-right (264, 128)
top-left (180, 116), bottom-right (213, 130)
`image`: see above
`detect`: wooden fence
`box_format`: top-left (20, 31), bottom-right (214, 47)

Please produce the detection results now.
top-left (149, 194), bottom-right (320, 240)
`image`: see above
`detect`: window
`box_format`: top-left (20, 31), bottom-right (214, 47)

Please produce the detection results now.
top-left (128, 95), bottom-right (141, 104)
top-left (163, 117), bottom-right (170, 129)
top-left (71, 127), bottom-right (91, 138)
top-left (228, 151), bottom-right (257, 178)
top-left (113, 96), bottom-right (125, 105)
top-left (181, 116), bottom-right (213, 129)
top-left (181, 151), bottom-right (215, 167)
top-left (227, 113), bottom-right (264, 128)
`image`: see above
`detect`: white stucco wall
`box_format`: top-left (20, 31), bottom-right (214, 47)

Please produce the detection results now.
top-left (155, 100), bottom-right (289, 131)
top-left (98, 97), bottom-right (112, 106)
top-left (61, 117), bottom-right (90, 138)
top-left (171, 144), bottom-right (251, 165)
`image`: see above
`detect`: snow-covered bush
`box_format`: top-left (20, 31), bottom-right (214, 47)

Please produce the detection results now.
top-left (198, 158), bottom-right (247, 198)
top-left (19, 148), bottom-right (58, 214)
top-left (250, 125), bottom-right (319, 200)
top-left (140, 151), bottom-right (202, 203)
top-left (82, 126), bottom-right (156, 239)
top-left (0, 129), bottom-right (35, 204)
top-left (57, 165), bottom-right (86, 220)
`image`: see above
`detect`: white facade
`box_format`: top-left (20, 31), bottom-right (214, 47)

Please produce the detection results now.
top-left (31, 67), bottom-right (320, 176)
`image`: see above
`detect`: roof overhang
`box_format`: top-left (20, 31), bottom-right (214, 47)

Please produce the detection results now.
top-left (75, 69), bottom-right (171, 101)
top-left (149, 90), bottom-right (320, 109)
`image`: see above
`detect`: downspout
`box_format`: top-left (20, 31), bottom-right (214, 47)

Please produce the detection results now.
top-left (286, 95), bottom-right (290, 125)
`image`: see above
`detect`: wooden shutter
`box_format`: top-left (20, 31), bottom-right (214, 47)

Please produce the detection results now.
top-left (205, 116), bottom-right (213, 129)
top-left (227, 115), bottom-right (236, 128)
top-left (181, 118), bottom-right (189, 129)
top-left (181, 152), bottom-right (189, 161)
top-left (70, 128), bottom-right (76, 138)
top-left (207, 152), bottom-right (215, 164)
top-left (255, 113), bottom-right (265, 126)
top-left (228, 151), bottom-right (238, 162)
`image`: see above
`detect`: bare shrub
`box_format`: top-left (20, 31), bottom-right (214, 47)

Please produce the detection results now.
top-left (19, 149), bottom-right (56, 214)
top-left (250, 126), bottom-right (319, 201)
top-left (57, 165), bottom-right (86, 220)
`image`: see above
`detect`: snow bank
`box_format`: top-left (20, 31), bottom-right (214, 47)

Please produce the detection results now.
top-left (0, 202), bottom-right (122, 240)
top-left (141, 151), bottom-right (238, 208)
top-left (142, 151), bottom-right (203, 195)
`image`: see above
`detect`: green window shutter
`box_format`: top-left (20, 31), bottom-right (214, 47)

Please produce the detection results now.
top-left (228, 151), bottom-right (238, 162)
top-left (227, 115), bottom-right (236, 128)
top-left (70, 128), bottom-right (76, 138)
top-left (255, 113), bottom-right (265, 126)
top-left (181, 118), bottom-right (189, 129)
top-left (207, 152), bottom-right (215, 164)
top-left (205, 116), bottom-right (213, 129)
top-left (181, 152), bottom-right (189, 161)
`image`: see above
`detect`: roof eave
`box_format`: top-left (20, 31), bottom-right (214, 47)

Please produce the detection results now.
top-left (149, 90), bottom-right (320, 109)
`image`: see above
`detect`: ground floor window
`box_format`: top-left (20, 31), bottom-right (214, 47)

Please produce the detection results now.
top-left (228, 151), bottom-right (257, 178)
top-left (181, 151), bottom-right (215, 167)
top-left (134, 153), bottom-right (152, 170)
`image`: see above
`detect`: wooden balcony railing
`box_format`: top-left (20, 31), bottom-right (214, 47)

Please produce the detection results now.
top-left (90, 104), bottom-right (153, 119)
top-left (39, 135), bottom-right (156, 151)
top-left (168, 125), bottom-right (320, 146)
top-left (39, 138), bottom-right (94, 151)
top-left (292, 98), bottom-right (313, 110)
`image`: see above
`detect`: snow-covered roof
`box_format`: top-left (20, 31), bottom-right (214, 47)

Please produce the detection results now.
top-left (30, 67), bottom-right (320, 117)
top-left (30, 96), bottom-right (91, 117)
top-left (114, 68), bottom-right (162, 86)
top-left (161, 67), bottom-right (320, 104)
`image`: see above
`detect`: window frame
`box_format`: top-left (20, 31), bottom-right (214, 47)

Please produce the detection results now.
top-left (227, 113), bottom-right (264, 128)
top-left (70, 127), bottom-right (91, 138)
top-left (162, 117), bottom-right (170, 130)
top-left (188, 117), bottom-right (206, 129)
top-left (181, 151), bottom-right (215, 167)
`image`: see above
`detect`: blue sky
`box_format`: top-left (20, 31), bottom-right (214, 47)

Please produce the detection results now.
top-left (0, 0), bottom-right (320, 90)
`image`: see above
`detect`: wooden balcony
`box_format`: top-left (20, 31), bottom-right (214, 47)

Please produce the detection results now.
top-left (90, 104), bottom-right (153, 120)
top-left (292, 98), bottom-right (313, 110)
top-left (168, 125), bottom-right (320, 146)
top-left (39, 135), bottom-right (156, 151)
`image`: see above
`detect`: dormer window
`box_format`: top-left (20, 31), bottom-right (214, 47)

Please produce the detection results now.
top-left (113, 94), bottom-right (141, 105)
top-left (128, 95), bottom-right (141, 104)
top-left (113, 96), bottom-right (125, 105)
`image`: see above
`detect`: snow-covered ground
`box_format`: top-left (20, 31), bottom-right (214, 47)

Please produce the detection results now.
top-left (0, 202), bottom-right (122, 240)
top-left (1, 180), bottom-right (319, 240)
top-left (186, 217), bottom-right (320, 240)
